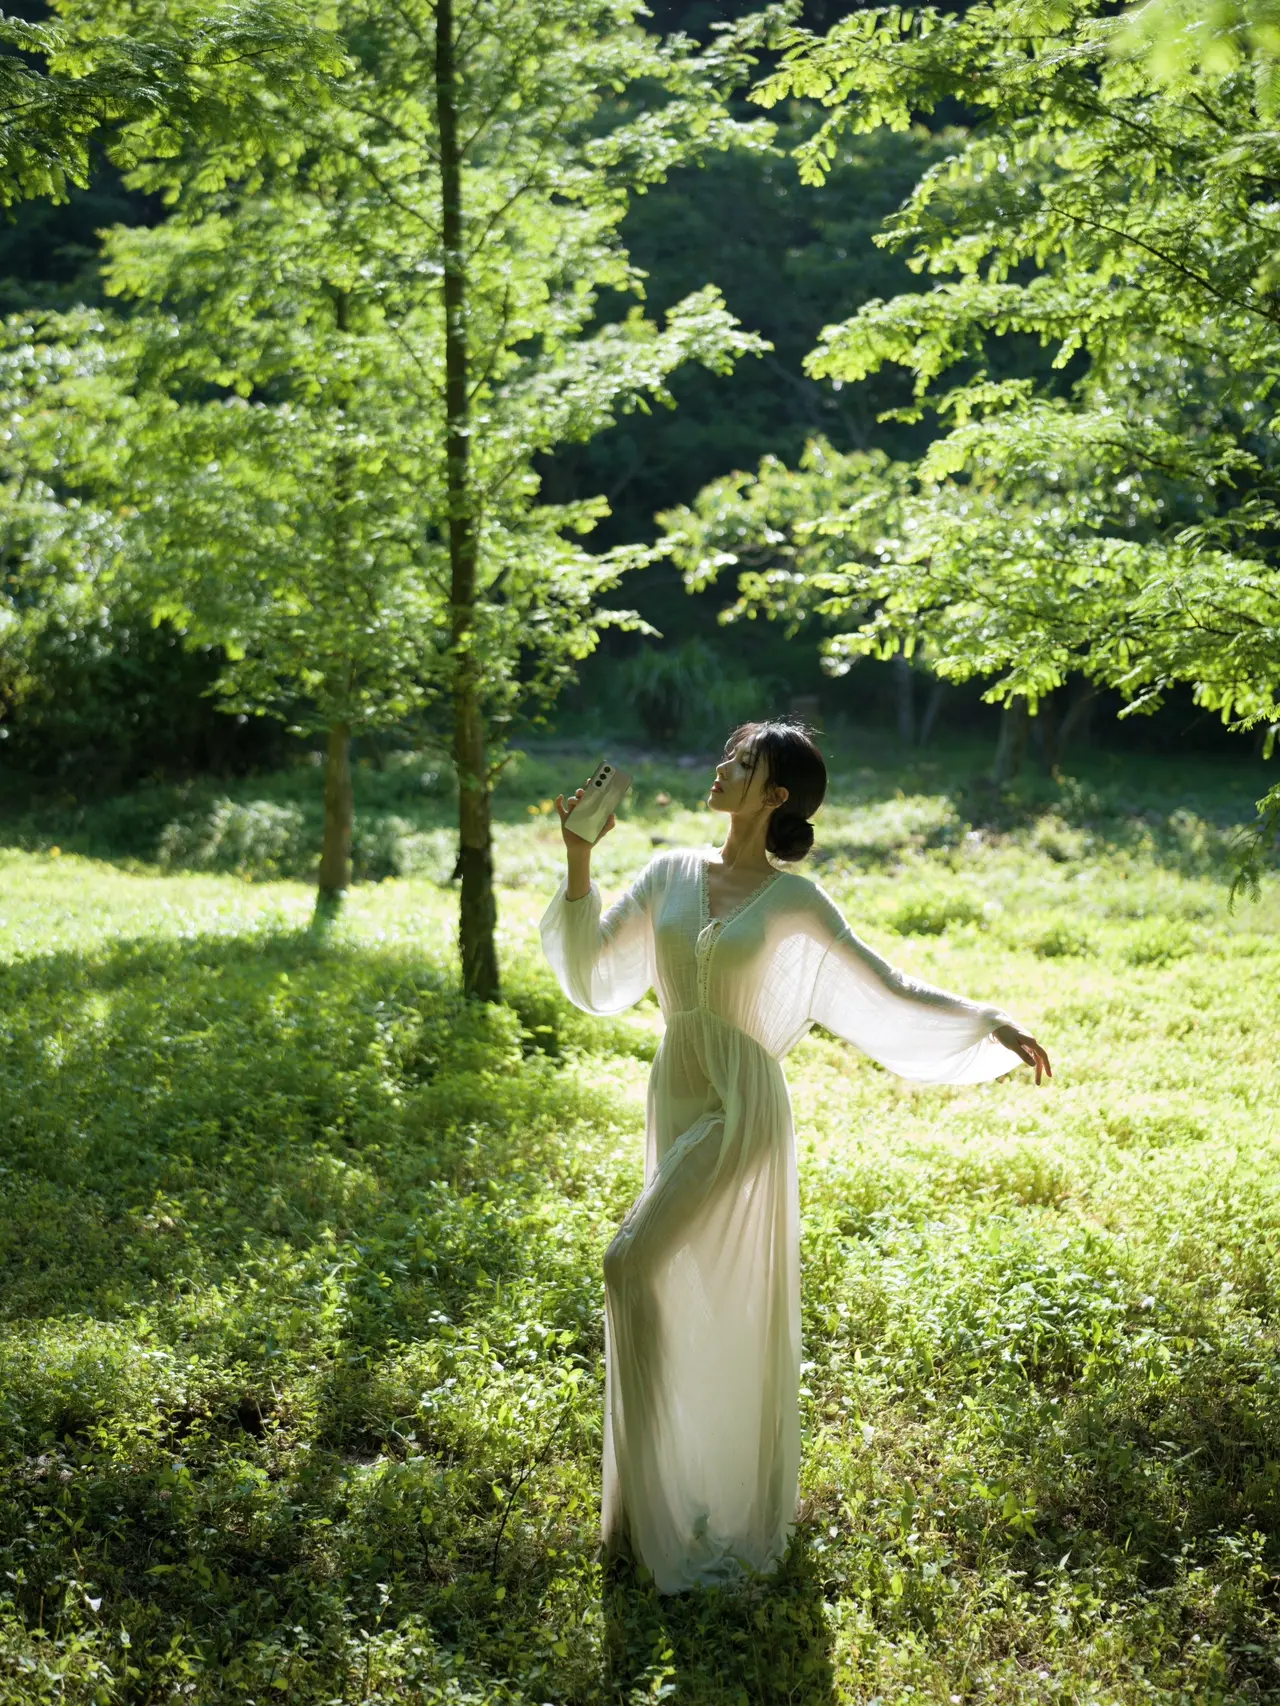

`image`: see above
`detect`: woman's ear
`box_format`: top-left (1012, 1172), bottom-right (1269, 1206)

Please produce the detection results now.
top-left (767, 784), bottom-right (790, 811)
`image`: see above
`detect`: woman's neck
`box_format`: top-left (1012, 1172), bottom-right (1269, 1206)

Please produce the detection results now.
top-left (716, 813), bottom-right (773, 871)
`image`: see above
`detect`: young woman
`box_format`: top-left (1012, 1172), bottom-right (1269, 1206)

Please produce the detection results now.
top-left (540, 721), bottom-right (1051, 1595)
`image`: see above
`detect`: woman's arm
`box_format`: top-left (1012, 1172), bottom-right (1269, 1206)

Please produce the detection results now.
top-left (538, 791), bottom-right (657, 1016)
top-left (804, 886), bottom-right (1051, 1087)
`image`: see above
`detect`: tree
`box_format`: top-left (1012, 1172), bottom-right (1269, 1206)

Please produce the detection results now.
top-left (0, 309), bottom-right (123, 761)
top-left (0, 4), bottom-right (351, 790)
top-left (61, 0), bottom-right (768, 980)
top-left (0, 3), bottom-right (343, 207)
top-left (665, 0), bottom-right (1280, 843)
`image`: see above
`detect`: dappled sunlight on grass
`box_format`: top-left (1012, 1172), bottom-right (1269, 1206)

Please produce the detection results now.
top-left (1, 744), bottom-right (1279, 1701)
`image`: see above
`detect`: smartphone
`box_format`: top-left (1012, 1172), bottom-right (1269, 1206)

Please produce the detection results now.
top-left (568, 759), bottom-right (632, 844)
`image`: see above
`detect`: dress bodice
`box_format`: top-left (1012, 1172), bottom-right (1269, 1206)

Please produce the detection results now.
top-left (650, 852), bottom-right (820, 1056)
top-left (541, 846), bottom-right (1022, 1086)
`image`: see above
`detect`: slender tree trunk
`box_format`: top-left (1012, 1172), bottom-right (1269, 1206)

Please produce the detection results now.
top-left (437, 0), bottom-right (499, 1001)
top-left (318, 721), bottom-right (353, 902)
top-left (1058, 676), bottom-right (1097, 756)
top-left (893, 653), bottom-right (915, 746)
top-left (992, 699), bottom-right (1030, 785)
top-left (918, 677), bottom-right (947, 748)
top-left (315, 289), bottom-right (357, 919)
top-left (1033, 687), bottom-right (1063, 774)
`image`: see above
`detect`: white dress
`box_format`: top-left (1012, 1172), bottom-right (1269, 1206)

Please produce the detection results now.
top-left (539, 845), bottom-right (1020, 1594)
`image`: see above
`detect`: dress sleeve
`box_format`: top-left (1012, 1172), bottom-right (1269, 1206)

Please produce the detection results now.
top-left (805, 884), bottom-right (1023, 1086)
top-left (539, 854), bottom-right (660, 1016)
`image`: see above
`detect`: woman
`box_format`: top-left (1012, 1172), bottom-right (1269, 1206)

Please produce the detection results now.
top-left (540, 722), bottom-right (1051, 1594)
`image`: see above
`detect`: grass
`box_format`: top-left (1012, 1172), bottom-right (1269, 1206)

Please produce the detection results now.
top-left (1, 734), bottom-right (1279, 1704)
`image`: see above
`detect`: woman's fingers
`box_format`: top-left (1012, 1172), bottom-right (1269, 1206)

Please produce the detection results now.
top-left (995, 1023), bottom-right (1053, 1085)
top-left (1022, 1039), bottom-right (1052, 1084)
top-left (557, 788), bottom-right (600, 850)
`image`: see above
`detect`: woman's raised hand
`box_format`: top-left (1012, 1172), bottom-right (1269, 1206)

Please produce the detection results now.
top-left (555, 789), bottom-right (616, 851)
top-left (993, 1023), bottom-right (1053, 1085)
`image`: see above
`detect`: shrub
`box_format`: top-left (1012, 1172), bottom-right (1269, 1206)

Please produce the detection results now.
top-left (1122, 919), bottom-right (1196, 967)
top-left (1032, 922), bottom-right (1095, 958)
top-left (1029, 813), bottom-right (1091, 863)
top-left (157, 798), bottom-right (309, 877)
top-left (617, 637), bottom-right (774, 749)
top-left (887, 891), bottom-right (986, 935)
top-left (157, 803), bottom-right (449, 883)
top-left (352, 814), bottom-right (423, 881)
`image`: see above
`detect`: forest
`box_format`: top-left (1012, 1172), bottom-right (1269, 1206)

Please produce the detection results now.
top-left (2, 0), bottom-right (1280, 1701)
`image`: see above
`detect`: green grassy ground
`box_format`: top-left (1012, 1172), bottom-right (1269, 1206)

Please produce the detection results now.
top-left (2, 738), bottom-right (1279, 1704)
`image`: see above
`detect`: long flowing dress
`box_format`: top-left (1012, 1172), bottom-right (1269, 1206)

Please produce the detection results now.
top-left (539, 844), bottom-right (1020, 1594)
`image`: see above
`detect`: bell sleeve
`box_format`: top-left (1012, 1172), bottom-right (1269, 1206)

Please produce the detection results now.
top-left (539, 854), bottom-right (660, 1016)
top-left (805, 885), bottom-right (1023, 1086)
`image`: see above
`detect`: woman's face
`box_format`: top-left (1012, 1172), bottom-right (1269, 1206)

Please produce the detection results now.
top-left (707, 736), bottom-right (786, 817)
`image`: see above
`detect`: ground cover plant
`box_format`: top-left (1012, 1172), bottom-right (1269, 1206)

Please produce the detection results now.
top-left (1, 737), bottom-right (1279, 1703)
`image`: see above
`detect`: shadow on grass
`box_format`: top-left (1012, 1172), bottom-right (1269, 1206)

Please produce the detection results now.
top-left (1031, 1356), bottom-right (1280, 1592)
top-left (929, 1354), bottom-right (1280, 1698)
top-left (600, 1527), bottom-right (837, 1706)
top-left (0, 924), bottom-right (640, 1326)
top-left (0, 921), bottom-right (652, 1694)
top-left (0, 916), bottom-right (827, 1701)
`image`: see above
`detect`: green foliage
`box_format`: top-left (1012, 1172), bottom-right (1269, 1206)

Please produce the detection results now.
top-left (667, 0), bottom-right (1280, 881)
top-left (0, 600), bottom-right (280, 785)
top-left (886, 889), bottom-right (985, 935)
top-left (617, 636), bottom-right (774, 747)
top-left (568, 113), bottom-right (962, 555)
top-left (155, 796), bottom-right (446, 883)
top-left (79, 0), bottom-right (770, 743)
top-left (1122, 0), bottom-right (1280, 105)
top-left (0, 5), bottom-right (344, 208)
top-left (3, 0), bottom-right (774, 950)
top-left (660, 434), bottom-right (913, 638)
top-left (0, 737), bottom-right (1278, 1700)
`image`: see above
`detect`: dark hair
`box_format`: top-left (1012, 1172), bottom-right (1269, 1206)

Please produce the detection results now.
top-left (724, 719), bottom-right (827, 862)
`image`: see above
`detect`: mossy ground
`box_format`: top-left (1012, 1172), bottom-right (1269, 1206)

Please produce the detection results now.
top-left (1, 735), bottom-right (1278, 1704)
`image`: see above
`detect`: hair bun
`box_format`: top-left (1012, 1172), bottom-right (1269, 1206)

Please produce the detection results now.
top-left (767, 809), bottom-right (814, 862)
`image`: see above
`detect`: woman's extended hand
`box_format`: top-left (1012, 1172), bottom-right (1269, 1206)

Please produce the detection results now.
top-left (555, 788), bottom-right (616, 850)
top-left (993, 1023), bottom-right (1053, 1085)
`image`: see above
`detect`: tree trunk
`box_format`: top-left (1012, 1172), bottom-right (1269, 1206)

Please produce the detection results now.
top-left (1032, 687), bottom-right (1063, 774)
top-left (437, 0), bottom-right (499, 1001)
top-left (893, 653), bottom-right (915, 746)
top-left (317, 721), bottom-right (353, 904)
top-left (1058, 676), bottom-right (1097, 755)
top-left (918, 677), bottom-right (947, 747)
top-left (315, 290), bottom-right (357, 919)
top-left (992, 699), bottom-right (1030, 785)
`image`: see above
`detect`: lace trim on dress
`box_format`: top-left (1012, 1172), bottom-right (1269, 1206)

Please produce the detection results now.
top-left (694, 850), bottom-right (782, 1008)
